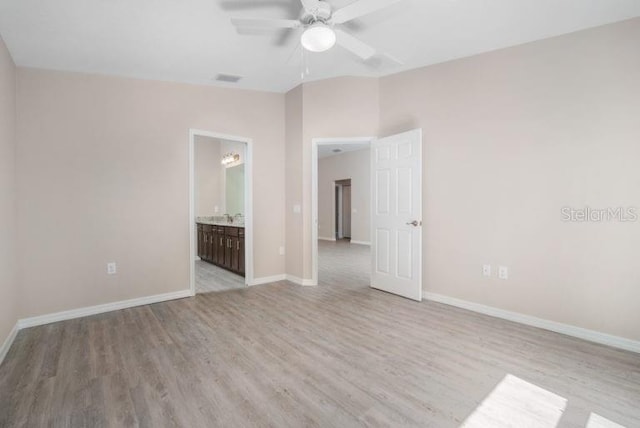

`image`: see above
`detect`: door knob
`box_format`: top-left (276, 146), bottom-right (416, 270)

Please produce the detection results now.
top-left (406, 220), bottom-right (422, 227)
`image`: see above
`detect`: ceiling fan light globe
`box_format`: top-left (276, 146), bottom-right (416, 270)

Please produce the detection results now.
top-left (301, 23), bottom-right (336, 52)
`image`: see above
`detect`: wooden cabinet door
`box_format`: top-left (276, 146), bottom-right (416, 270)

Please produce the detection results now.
top-left (238, 234), bottom-right (245, 276)
top-left (197, 225), bottom-right (204, 259)
top-left (225, 227), bottom-right (239, 271)
top-left (224, 237), bottom-right (232, 269)
top-left (230, 236), bottom-right (240, 272)
top-left (216, 227), bottom-right (226, 265)
top-left (204, 225), bottom-right (213, 262)
top-left (209, 226), bottom-right (218, 263)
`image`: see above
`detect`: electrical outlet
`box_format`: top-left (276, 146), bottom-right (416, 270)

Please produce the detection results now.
top-left (498, 266), bottom-right (508, 280)
top-left (279, 246), bottom-right (285, 256)
top-left (482, 264), bottom-right (491, 277)
top-left (107, 262), bottom-right (117, 275)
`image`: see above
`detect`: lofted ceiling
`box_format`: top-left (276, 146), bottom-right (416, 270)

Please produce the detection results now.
top-left (0, 0), bottom-right (639, 93)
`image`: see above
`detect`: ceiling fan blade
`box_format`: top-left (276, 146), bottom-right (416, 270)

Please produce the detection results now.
top-left (381, 52), bottom-right (404, 66)
top-left (220, 1), bottom-right (299, 14)
top-left (335, 29), bottom-right (376, 61)
top-left (330, 0), bottom-right (402, 24)
top-left (275, 27), bottom-right (301, 46)
top-left (299, 0), bottom-right (322, 14)
top-left (230, 18), bottom-right (301, 30)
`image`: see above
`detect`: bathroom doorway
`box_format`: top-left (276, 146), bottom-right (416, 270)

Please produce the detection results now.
top-left (189, 129), bottom-right (254, 294)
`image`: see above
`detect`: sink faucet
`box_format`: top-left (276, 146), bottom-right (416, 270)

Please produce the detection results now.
top-left (223, 213), bottom-right (232, 223)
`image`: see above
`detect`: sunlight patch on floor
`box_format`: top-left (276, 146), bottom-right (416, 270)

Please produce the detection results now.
top-left (461, 374), bottom-right (567, 428)
top-left (585, 413), bottom-right (626, 428)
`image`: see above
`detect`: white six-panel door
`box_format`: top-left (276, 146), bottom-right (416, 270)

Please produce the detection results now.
top-left (371, 129), bottom-right (422, 301)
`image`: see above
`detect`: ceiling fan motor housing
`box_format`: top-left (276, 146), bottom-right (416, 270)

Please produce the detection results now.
top-left (301, 1), bottom-right (332, 24)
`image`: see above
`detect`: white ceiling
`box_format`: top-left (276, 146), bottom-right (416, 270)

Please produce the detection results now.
top-left (0, 0), bottom-right (638, 93)
top-left (318, 142), bottom-right (370, 159)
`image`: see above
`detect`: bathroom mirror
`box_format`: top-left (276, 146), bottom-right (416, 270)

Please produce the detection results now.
top-left (225, 164), bottom-right (244, 217)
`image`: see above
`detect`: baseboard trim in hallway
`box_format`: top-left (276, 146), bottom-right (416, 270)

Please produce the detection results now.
top-left (286, 274), bottom-right (316, 286)
top-left (349, 240), bottom-right (371, 246)
top-left (424, 291), bottom-right (640, 354)
top-left (250, 274), bottom-right (287, 286)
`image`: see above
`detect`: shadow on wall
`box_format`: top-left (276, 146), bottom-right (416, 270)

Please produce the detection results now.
top-left (381, 118), bottom-right (419, 137)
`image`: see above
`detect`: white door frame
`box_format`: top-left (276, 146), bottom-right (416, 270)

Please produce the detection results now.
top-left (189, 129), bottom-right (254, 295)
top-left (336, 183), bottom-right (344, 239)
top-left (311, 136), bottom-right (375, 286)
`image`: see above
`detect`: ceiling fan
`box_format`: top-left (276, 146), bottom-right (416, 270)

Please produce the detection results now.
top-left (229, 0), bottom-right (403, 62)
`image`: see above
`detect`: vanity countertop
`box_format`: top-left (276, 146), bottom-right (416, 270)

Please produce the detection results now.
top-left (196, 217), bottom-right (244, 228)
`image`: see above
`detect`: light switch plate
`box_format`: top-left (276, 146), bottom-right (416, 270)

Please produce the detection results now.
top-left (482, 264), bottom-right (491, 277)
top-left (293, 204), bottom-right (301, 214)
top-left (107, 262), bottom-right (117, 275)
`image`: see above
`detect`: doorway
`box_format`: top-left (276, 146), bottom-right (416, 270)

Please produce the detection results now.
top-left (311, 137), bottom-right (374, 287)
top-left (189, 129), bottom-right (254, 295)
top-left (335, 179), bottom-right (352, 240)
top-left (311, 130), bottom-right (423, 301)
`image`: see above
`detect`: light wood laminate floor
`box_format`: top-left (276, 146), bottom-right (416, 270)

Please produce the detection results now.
top-left (195, 260), bottom-right (245, 293)
top-left (318, 239), bottom-right (370, 289)
top-left (1, 242), bottom-right (639, 427)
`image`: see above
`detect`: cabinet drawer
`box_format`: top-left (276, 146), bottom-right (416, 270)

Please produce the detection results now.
top-left (203, 225), bottom-right (213, 232)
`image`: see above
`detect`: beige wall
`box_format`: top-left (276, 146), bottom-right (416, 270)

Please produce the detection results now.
top-left (379, 18), bottom-right (640, 340)
top-left (15, 68), bottom-right (286, 318)
top-left (318, 149), bottom-right (371, 243)
top-left (194, 136), bottom-right (223, 217)
top-left (285, 85), bottom-right (304, 278)
top-left (0, 35), bottom-right (17, 348)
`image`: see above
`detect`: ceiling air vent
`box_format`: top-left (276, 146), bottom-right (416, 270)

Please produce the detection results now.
top-left (215, 73), bottom-right (243, 83)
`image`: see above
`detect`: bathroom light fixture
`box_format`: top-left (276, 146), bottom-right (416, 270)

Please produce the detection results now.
top-left (300, 22), bottom-right (336, 53)
top-left (221, 152), bottom-right (240, 165)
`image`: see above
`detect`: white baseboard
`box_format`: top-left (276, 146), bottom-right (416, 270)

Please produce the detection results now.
top-left (318, 236), bottom-right (336, 242)
top-left (424, 292), bottom-right (640, 354)
top-left (18, 289), bottom-right (193, 329)
top-left (350, 240), bottom-right (371, 246)
top-left (249, 274), bottom-right (287, 286)
top-left (285, 274), bottom-right (316, 286)
top-left (0, 322), bottom-right (19, 366)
